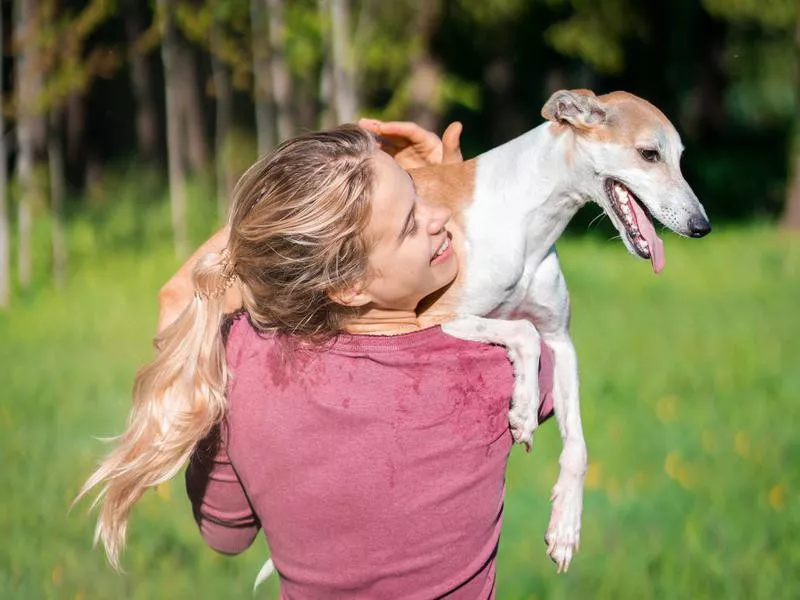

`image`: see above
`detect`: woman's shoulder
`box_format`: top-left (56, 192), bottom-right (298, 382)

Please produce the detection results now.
top-left (224, 315), bottom-right (509, 369)
top-left (224, 313), bottom-right (280, 368)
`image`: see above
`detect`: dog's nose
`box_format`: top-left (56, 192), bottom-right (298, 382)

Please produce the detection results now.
top-left (687, 215), bottom-right (711, 238)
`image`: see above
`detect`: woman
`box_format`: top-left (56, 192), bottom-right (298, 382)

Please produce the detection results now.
top-left (78, 124), bottom-right (553, 598)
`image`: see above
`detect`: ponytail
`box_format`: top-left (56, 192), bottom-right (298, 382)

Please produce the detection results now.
top-left (75, 250), bottom-right (234, 569)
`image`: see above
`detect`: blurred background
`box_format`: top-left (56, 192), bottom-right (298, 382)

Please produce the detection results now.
top-left (0, 0), bottom-right (798, 598)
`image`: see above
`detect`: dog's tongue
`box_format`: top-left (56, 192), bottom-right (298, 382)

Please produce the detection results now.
top-left (629, 199), bottom-right (665, 274)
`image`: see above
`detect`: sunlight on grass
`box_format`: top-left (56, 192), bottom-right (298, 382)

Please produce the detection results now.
top-left (1, 210), bottom-right (798, 598)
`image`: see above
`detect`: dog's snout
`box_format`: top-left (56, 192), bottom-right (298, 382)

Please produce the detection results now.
top-left (687, 215), bottom-right (711, 238)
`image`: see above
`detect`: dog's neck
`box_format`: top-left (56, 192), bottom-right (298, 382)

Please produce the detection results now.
top-left (477, 125), bottom-right (589, 248)
top-left (412, 124), bottom-right (587, 326)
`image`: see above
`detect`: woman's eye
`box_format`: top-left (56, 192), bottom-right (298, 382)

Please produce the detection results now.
top-left (638, 148), bottom-right (661, 163)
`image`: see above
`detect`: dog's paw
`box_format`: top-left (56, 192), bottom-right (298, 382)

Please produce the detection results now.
top-left (508, 378), bottom-right (539, 447)
top-left (544, 478), bottom-right (583, 573)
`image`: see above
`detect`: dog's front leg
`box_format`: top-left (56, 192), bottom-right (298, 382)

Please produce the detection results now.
top-left (442, 316), bottom-right (542, 446)
top-left (525, 248), bottom-right (587, 573)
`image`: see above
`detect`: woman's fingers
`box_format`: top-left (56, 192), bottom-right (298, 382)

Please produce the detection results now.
top-left (357, 117), bottom-right (465, 166)
top-left (441, 121), bottom-right (463, 164)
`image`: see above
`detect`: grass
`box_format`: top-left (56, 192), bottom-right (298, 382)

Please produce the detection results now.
top-left (0, 193), bottom-right (798, 598)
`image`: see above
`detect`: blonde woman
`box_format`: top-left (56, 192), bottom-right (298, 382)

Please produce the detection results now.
top-left (79, 123), bottom-right (554, 598)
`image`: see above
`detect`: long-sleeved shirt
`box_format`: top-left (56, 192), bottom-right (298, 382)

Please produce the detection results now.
top-left (186, 314), bottom-right (554, 599)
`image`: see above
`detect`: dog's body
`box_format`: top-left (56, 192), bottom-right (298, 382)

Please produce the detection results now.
top-left (254, 89), bottom-right (710, 586)
top-left (410, 89), bottom-right (710, 572)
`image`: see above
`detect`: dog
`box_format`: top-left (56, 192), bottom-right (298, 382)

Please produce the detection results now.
top-left (400, 89), bottom-right (711, 573)
top-left (249, 89), bottom-right (711, 586)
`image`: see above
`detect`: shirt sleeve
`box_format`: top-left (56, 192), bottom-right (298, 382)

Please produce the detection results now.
top-left (185, 422), bottom-right (261, 555)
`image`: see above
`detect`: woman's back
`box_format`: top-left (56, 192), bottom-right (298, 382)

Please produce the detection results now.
top-left (189, 315), bottom-right (521, 598)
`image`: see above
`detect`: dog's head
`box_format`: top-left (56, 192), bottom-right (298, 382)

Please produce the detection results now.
top-left (542, 89), bottom-right (710, 273)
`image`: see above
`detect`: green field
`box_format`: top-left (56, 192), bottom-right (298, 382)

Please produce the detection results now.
top-left (1, 209), bottom-right (798, 598)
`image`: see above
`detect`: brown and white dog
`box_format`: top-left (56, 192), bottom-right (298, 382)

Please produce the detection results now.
top-left (404, 89), bottom-right (711, 573)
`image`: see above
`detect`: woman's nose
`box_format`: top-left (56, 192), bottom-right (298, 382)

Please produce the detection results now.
top-left (425, 203), bottom-right (452, 234)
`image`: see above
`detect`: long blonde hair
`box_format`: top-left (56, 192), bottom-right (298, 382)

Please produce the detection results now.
top-left (76, 125), bottom-right (378, 569)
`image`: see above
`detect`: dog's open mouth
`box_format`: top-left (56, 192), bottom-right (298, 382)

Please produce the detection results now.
top-left (604, 178), bottom-right (665, 273)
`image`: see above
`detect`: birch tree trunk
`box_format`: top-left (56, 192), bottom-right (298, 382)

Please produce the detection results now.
top-left (407, 1), bottom-right (442, 133)
top-left (158, 0), bottom-right (188, 257)
top-left (14, 0), bottom-right (36, 289)
top-left (124, 0), bottom-right (158, 161)
top-left (48, 109), bottom-right (67, 288)
top-left (210, 21), bottom-right (233, 218)
top-left (780, 9), bottom-right (800, 230)
top-left (251, 0), bottom-right (274, 154)
top-left (266, 0), bottom-right (294, 141)
top-left (329, 0), bottom-right (357, 123)
top-left (0, 4), bottom-right (9, 307)
top-left (179, 42), bottom-right (208, 172)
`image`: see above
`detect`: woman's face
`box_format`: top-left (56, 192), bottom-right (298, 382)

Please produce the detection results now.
top-left (358, 150), bottom-right (458, 311)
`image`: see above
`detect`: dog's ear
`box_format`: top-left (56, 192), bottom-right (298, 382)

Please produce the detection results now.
top-left (542, 89), bottom-right (607, 130)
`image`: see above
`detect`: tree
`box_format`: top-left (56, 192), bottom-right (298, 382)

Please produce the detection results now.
top-left (14, 0), bottom-right (40, 290)
top-left (701, 0), bottom-right (798, 228)
top-left (210, 18), bottom-right (234, 217)
top-left (327, 0), bottom-right (357, 123)
top-left (251, 0), bottom-right (275, 154)
top-left (178, 37), bottom-right (208, 172)
top-left (35, 0), bottom-right (117, 286)
top-left (158, 0), bottom-right (188, 256)
top-left (267, 0), bottom-right (294, 141)
top-left (124, 0), bottom-right (159, 161)
top-left (0, 3), bottom-right (9, 308)
top-left (782, 8), bottom-right (800, 228)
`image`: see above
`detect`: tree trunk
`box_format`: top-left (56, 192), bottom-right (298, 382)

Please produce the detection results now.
top-left (210, 21), bottom-right (233, 219)
top-left (65, 90), bottom-right (86, 166)
top-left (251, 0), bottom-right (274, 154)
top-left (158, 0), bottom-right (188, 257)
top-left (48, 109), bottom-right (67, 288)
top-left (124, 0), bottom-right (159, 161)
top-left (266, 0), bottom-right (294, 141)
top-left (14, 0), bottom-right (36, 289)
top-left (178, 42), bottom-right (208, 172)
top-left (0, 3), bottom-right (9, 308)
top-left (407, 1), bottom-right (442, 133)
top-left (328, 0), bottom-right (357, 124)
top-left (780, 9), bottom-right (800, 229)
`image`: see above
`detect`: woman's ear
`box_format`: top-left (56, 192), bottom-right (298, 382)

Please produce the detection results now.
top-left (328, 285), bottom-right (372, 308)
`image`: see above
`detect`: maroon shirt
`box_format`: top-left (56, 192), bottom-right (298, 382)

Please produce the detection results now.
top-left (186, 315), bottom-right (553, 599)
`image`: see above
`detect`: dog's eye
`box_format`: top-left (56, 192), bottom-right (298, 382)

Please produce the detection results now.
top-left (638, 148), bottom-right (661, 163)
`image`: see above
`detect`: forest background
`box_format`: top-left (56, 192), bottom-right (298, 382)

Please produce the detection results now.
top-left (1, 0), bottom-right (798, 598)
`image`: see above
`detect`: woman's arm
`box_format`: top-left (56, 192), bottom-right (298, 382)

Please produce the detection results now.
top-left (185, 423), bottom-right (261, 555)
top-left (157, 225), bottom-right (241, 334)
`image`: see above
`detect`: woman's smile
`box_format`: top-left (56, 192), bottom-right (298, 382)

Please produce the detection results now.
top-left (430, 231), bottom-right (453, 265)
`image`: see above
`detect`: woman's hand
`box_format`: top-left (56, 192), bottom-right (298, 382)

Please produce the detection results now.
top-left (357, 119), bottom-right (463, 169)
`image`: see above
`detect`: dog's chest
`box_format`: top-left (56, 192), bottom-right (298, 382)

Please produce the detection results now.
top-left (455, 223), bottom-right (534, 316)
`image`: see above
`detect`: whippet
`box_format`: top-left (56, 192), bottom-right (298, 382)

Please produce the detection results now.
top-left (254, 89), bottom-right (711, 586)
top-left (411, 88), bottom-right (711, 573)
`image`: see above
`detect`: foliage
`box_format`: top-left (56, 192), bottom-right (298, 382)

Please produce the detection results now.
top-left (15, 0), bottom-right (119, 117)
top-left (702, 0), bottom-right (796, 127)
top-left (541, 0), bottom-right (645, 74)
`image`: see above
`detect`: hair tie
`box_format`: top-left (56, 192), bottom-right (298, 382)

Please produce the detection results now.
top-left (196, 248), bottom-right (238, 300)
